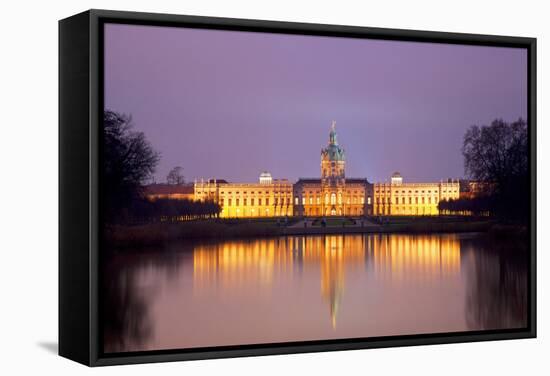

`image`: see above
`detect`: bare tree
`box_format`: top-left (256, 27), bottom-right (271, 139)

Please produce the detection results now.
top-left (462, 118), bottom-right (528, 221)
top-left (167, 166), bottom-right (185, 185)
top-left (103, 110), bottom-right (160, 222)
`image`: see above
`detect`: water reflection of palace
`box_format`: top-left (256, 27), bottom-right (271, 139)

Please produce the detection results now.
top-left (369, 234), bottom-right (461, 281)
top-left (192, 234), bottom-right (461, 328)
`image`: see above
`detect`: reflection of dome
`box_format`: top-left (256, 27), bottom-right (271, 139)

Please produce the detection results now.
top-left (321, 236), bottom-right (345, 329)
top-left (329, 288), bottom-right (342, 329)
top-left (259, 171), bottom-right (272, 184)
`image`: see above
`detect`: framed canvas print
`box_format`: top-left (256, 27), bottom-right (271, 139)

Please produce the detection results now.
top-left (59, 9), bottom-right (537, 366)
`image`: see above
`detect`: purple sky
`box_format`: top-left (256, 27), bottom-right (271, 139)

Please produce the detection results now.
top-left (104, 23), bottom-right (527, 184)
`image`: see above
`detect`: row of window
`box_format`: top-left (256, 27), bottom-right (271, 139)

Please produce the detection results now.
top-left (219, 190), bottom-right (291, 195)
top-left (375, 189), bottom-right (458, 194)
top-left (376, 196), bottom-right (439, 205)
top-left (296, 196), bottom-right (366, 205)
top-left (222, 197), bottom-right (292, 207)
top-left (224, 207), bottom-right (290, 216)
top-left (294, 193), bottom-right (369, 206)
top-left (375, 207), bottom-right (439, 215)
top-left (300, 190), bottom-right (363, 195)
top-left (302, 207), bottom-right (364, 216)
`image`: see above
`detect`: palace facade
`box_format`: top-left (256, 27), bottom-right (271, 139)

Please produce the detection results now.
top-left (146, 122), bottom-right (460, 218)
top-left (293, 122), bottom-right (373, 217)
top-left (373, 173), bottom-right (460, 216)
top-left (194, 175), bottom-right (294, 218)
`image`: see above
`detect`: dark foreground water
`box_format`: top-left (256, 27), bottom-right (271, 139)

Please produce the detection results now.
top-left (102, 233), bottom-right (528, 353)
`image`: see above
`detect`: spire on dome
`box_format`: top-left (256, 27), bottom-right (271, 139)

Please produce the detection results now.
top-left (321, 121), bottom-right (345, 162)
top-left (329, 121), bottom-right (338, 145)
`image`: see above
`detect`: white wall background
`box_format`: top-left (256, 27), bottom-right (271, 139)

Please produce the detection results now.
top-left (0, 0), bottom-right (547, 374)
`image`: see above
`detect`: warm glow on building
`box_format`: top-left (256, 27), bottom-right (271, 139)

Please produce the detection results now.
top-left (194, 176), bottom-right (293, 218)
top-left (146, 122), bottom-right (460, 218)
top-left (373, 172), bottom-right (460, 216)
top-left (294, 122), bottom-right (373, 217)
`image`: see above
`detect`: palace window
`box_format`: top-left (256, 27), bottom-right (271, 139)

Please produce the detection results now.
top-left (309, 197), bottom-right (313, 205)
top-left (251, 198), bottom-right (255, 206)
top-left (409, 197), bottom-right (412, 204)
top-left (338, 193), bottom-right (342, 204)
top-left (244, 198), bottom-right (247, 206)
top-left (266, 198), bottom-right (270, 206)
top-left (275, 198), bottom-right (278, 205)
top-left (236, 199), bottom-right (240, 206)
top-left (331, 193), bottom-right (336, 205)
top-left (361, 197), bottom-right (365, 204)
top-left (367, 196), bottom-right (371, 205)
top-left (415, 197), bottom-right (418, 204)
top-left (422, 197), bottom-right (425, 204)
top-left (402, 197), bottom-right (406, 204)
top-left (316, 197), bottom-right (320, 204)
top-left (325, 194), bottom-right (329, 205)
top-left (295, 197), bottom-right (299, 205)
top-left (259, 198), bottom-right (262, 206)
top-left (228, 199), bottom-right (232, 206)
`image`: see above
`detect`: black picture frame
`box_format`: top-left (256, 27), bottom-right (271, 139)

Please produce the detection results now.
top-left (59, 9), bottom-right (537, 367)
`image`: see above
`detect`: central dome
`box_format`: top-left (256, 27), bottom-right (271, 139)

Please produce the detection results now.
top-left (321, 121), bottom-right (345, 161)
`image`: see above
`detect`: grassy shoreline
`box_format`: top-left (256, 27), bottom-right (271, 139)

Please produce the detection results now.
top-left (104, 217), bottom-right (513, 249)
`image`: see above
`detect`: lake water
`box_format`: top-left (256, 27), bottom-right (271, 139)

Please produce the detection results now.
top-left (102, 233), bottom-right (528, 353)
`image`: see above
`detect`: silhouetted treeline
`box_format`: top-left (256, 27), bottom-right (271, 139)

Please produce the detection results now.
top-left (128, 198), bottom-right (222, 223)
top-left (461, 118), bottom-right (529, 223)
top-left (464, 233), bottom-right (528, 330)
top-left (103, 110), bottom-right (160, 223)
top-left (102, 250), bottom-right (187, 352)
top-left (438, 196), bottom-right (493, 216)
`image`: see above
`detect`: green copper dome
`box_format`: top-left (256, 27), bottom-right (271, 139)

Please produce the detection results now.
top-left (321, 121), bottom-right (346, 161)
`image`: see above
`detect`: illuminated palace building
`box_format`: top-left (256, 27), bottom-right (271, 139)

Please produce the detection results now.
top-left (194, 174), bottom-right (294, 218)
top-left (160, 122), bottom-right (459, 218)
